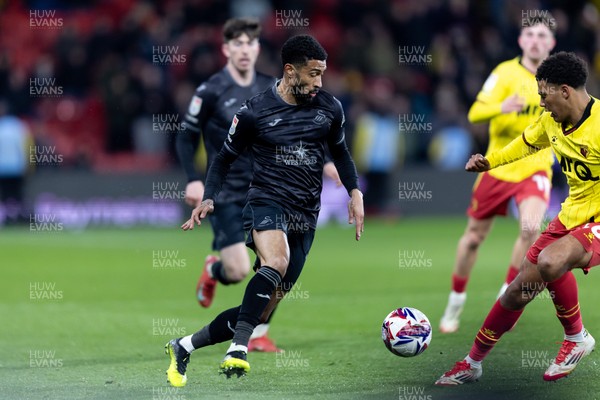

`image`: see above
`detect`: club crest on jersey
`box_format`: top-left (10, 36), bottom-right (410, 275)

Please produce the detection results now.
top-left (584, 232), bottom-right (594, 243)
top-left (313, 110), bottom-right (327, 125)
top-left (188, 95), bottom-right (203, 116)
top-left (580, 145), bottom-right (589, 158)
top-left (228, 115), bottom-right (239, 139)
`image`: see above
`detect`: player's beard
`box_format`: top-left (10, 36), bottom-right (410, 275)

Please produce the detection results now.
top-left (291, 74), bottom-right (316, 105)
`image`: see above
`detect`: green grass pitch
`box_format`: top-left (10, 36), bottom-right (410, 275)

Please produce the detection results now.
top-left (1, 217), bottom-right (599, 400)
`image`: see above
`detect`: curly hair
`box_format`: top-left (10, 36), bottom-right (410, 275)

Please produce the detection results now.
top-left (536, 51), bottom-right (588, 88)
top-left (223, 17), bottom-right (261, 42)
top-left (281, 35), bottom-right (327, 67)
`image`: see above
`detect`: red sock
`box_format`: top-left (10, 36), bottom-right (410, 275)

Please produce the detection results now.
top-left (504, 265), bottom-right (519, 285)
top-left (546, 271), bottom-right (582, 336)
top-left (468, 300), bottom-right (523, 361)
top-left (452, 274), bottom-right (469, 293)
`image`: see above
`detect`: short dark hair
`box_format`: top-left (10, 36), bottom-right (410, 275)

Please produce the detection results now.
top-left (223, 17), bottom-right (261, 42)
top-left (281, 35), bottom-right (327, 67)
top-left (536, 51), bottom-right (588, 88)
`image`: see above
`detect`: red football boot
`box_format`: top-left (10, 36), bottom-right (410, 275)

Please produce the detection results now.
top-left (248, 335), bottom-right (282, 353)
top-left (196, 255), bottom-right (219, 308)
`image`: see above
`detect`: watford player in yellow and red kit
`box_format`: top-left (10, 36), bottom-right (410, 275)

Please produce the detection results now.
top-left (440, 20), bottom-right (556, 333)
top-left (437, 52), bottom-right (599, 386)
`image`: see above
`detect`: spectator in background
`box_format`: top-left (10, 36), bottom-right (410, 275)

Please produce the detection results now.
top-left (0, 99), bottom-right (31, 225)
top-left (1, 0), bottom-right (599, 187)
top-left (352, 77), bottom-right (401, 214)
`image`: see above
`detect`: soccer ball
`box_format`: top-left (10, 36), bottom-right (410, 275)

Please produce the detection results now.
top-left (381, 307), bottom-right (432, 357)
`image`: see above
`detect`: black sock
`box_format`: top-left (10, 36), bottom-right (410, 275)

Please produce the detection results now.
top-left (191, 306), bottom-right (241, 349)
top-left (232, 266), bottom-right (282, 347)
top-left (231, 321), bottom-right (254, 351)
top-left (190, 326), bottom-right (212, 349)
top-left (211, 261), bottom-right (232, 285)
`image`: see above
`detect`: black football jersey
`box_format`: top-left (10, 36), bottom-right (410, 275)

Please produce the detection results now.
top-left (175, 68), bottom-right (275, 203)
top-left (204, 82), bottom-right (359, 228)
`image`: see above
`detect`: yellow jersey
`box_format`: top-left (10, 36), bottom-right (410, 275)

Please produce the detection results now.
top-left (469, 57), bottom-right (553, 182)
top-left (487, 98), bottom-right (600, 229)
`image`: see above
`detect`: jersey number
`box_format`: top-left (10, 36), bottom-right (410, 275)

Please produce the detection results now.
top-left (532, 174), bottom-right (551, 197)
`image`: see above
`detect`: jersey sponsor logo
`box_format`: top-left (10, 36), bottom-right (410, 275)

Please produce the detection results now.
top-left (227, 115), bottom-right (239, 141)
top-left (517, 104), bottom-right (543, 116)
top-left (257, 216), bottom-right (273, 227)
top-left (268, 118), bottom-right (282, 127)
top-left (275, 141), bottom-right (318, 166)
top-left (559, 155), bottom-right (599, 181)
top-left (224, 98), bottom-right (237, 107)
top-left (188, 95), bottom-right (202, 116)
top-left (312, 110), bottom-right (327, 125)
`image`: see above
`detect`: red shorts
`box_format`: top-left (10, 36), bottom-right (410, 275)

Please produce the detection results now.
top-left (526, 216), bottom-right (600, 274)
top-left (467, 171), bottom-right (550, 220)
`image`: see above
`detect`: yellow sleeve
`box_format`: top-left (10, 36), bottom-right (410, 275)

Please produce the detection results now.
top-left (486, 114), bottom-right (551, 168)
top-left (467, 69), bottom-right (507, 123)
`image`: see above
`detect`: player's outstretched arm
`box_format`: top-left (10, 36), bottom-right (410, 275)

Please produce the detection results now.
top-left (181, 199), bottom-right (214, 230)
top-left (465, 154), bottom-right (491, 172)
top-left (176, 85), bottom-right (215, 206)
top-left (182, 103), bottom-right (254, 232)
top-left (348, 189), bottom-right (364, 241)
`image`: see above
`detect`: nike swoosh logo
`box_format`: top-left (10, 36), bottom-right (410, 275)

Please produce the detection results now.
top-left (224, 98), bottom-right (237, 107)
top-left (256, 293), bottom-right (271, 299)
top-left (227, 321), bottom-right (235, 333)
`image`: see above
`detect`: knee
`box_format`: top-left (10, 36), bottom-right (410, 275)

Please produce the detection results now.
top-left (222, 260), bottom-right (250, 283)
top-left (225, 268), bottom-right (249, 283)
top-left (265, 255), bottom-right (289, 276)
top-left (519, 225), bottom-right (540, 245)
top-left (462, 229), bottom-right (486, 251)
top-left (501, 262), bottom-right (541, 308)
top-left (537, 251), bottom-right (563, 282)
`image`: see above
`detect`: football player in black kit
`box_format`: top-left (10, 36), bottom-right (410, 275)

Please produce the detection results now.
top-left (166, 34), bottom-right (364, 387)
top-left (176, 17), bottom-right (283, 352)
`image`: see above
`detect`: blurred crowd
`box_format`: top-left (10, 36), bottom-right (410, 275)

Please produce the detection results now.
top-left (0, 0), bottom-right (599, 179)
